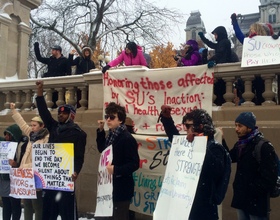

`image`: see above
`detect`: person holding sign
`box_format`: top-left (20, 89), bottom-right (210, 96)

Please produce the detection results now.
top-left (96, 102), bottom-right (140, 220)
top-left (159, 106), bottom-right (227, 220)
top-left (10, 103), bottom-right (49, 220)
top-left (35, 81), bottom-right (87, 220)
top-left (0, 124), bottom-right (27, 220)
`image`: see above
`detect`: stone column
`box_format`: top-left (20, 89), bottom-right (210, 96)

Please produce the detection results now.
top-left (66, 87), bottom-right (77, 107)
top-left (241, 75), bottom-right (255, 106)
top-left (0, 14), bottom-right (12, 79)
top-left (18, 23), bottom-right (32, 79)
top-left (22, 89), bottom-right (33, 111)
top-left (262, 74), bottom-right (276, 106)
top-left (78, 86), bottom-right (88, 110)
top-left (222, 77), bottom-right (235, 107)
top-left (15, 90), bottom-right (23, 109)
top-left (45, 89), bottom-right (54, 109)
top-left (3, 91), bottom-right (13, 109)
top-left (56, 88), bottom-right (66, 107)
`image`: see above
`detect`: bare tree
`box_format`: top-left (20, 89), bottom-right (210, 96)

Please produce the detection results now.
top-left (30, 0), bottom-right (182, 55)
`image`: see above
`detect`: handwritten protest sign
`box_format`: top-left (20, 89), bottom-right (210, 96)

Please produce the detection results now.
top-left (153, 136), bottom-right (207, 220)
top-left (103, 65), bottom-right (213, 135)
top-left (95, 145), bottom-right (113, 217)
top-left (242, 36), bottom-right (280, 67)
top-left (0, 142), bottom-right (18, 173)
top-left (9, 168), bottom-right (36, 199)
top-left (32, 143), bottom-right (74, 191)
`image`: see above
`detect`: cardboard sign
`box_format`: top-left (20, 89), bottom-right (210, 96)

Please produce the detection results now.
top-left (9, 168), bottom-right (36, 199)
top-left (32, 143), bottom-right (74, 191)
top-left (153, 136), bottom-right (207, 220)
top-left (0, 141), bottom-right (18, 173)
top-left (95, 145), bottom-right (113, 217)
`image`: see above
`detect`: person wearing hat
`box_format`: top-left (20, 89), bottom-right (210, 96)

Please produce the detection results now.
top-left (10, 102), bottom-right (49, 220)
top-left (33, 42), bottom-right (71, 78)
top-left (229, 112), bottom-right (278, 220)
top-left (35, 81), bottom-right (87, 220)
top-left (0, 124), bottom-right (28, 220)
top-left (102, 41), bottom-right (147, 74)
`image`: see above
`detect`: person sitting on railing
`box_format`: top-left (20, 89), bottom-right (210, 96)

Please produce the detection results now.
top-left (173, 39), bottom-right (202, 67)
top-left (102, 42), bottom-right (147, 74)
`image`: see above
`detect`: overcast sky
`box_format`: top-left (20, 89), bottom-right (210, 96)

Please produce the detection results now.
top-left (152, 0), bottom-right (260, 47)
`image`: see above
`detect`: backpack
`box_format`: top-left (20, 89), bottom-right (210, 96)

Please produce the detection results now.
top-left (208, 140), bottom-right (232, 205)
top-left (253, 138), bottom-right (280, 198)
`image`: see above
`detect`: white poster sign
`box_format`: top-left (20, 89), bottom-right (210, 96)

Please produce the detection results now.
top-left (0, 142), bottom-right (18, 173)
top-left (153, 136), bottom-right (207, 220)
top-left (95, 145), bottom-right (113, 217)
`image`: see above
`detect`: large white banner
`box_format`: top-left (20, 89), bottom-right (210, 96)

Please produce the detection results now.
top-left (241, 36), bottom-right (280, 67)
top-left (153, 136), bottom-right (207, 220)
top-left (95, 145), bottom-right (113, 217)
top-left (103, 65), bottom-right (213, 135)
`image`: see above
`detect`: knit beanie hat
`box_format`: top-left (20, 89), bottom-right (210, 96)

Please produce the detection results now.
top-left (235, 112), bottom-right (256, 129)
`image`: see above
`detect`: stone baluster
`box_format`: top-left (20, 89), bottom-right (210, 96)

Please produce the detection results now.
top-left (262, 74), bottom-right (276, 106)
top-left (78, 86), bottom-right (88, 110)
top-left (3, 91), bottom-right (13, 109)
top-left (22, 90), bottom-right (33, 111)
top-left (56, 88), bottom-right (66, 107)
top-left (14, 90), bottom-right (23, 110)
top-left (66, 87), bottom-right (77, 107)
top-left (222, 77), bottom-right (235, 106)
top-left (45, 88), bottom-right (54, 109)
top-left (241, 75), bottom-right (255, 106)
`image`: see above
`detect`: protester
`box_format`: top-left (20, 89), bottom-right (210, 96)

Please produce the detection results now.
top-left (68, 46), bottom-right (96, 74)
top-left (35, 81), bottom-right (87, 220)
top-left (159, 106), bottom-right (226, 220)
top-left (96, 102), bottom-right (140, 220)
top-left (0, 124), bottom-right (28, 220)
top-left (199, 48), bottom-right (208, 64)
top-left (229, 112), bottom-right (278, 220)
top-left (174, 39), bottom-right (202, 66)
top-left (10, 103), bottom-right (49, 220)
top-left (34, 42), bottom-right (71, 78)
top-left (102, 42), bottom-right (147, 73)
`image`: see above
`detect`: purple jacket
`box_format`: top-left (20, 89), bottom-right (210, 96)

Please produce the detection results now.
top-left (108, 45), bottom-right (147, 67)
top-left (181, 39), bottom-right (202, 66)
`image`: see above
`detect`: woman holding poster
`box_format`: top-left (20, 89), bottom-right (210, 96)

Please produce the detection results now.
top-left (10, 103), bottom-right (49, 220)
top-left (96, 102), bottom-right (140, 220)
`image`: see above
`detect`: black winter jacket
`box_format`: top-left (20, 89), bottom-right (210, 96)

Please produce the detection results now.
top-left (34, 45), bottom-right (71, 77)
top-left (200, 26), bottom-right (232, 64)
top-left (161, 116), bottom-right (224, 220)
top-left (230, 134), bottom-right (278, 217)
top-left (35, 96), bottom-right (86, 174)
top-left (96, 128), bottom-right (140, 202)
top-left (68, 55), bottom-right (95, 74)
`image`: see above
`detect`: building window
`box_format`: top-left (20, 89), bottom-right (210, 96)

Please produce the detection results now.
top-left (269, 14), bottom-right (276, 23)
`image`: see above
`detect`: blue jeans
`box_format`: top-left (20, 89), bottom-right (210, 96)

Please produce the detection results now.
top-left (237, 209), bottom-right (268, 220)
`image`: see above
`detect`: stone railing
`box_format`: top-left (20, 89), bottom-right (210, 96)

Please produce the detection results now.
top-left (0, 62), bottom-right (279, 111)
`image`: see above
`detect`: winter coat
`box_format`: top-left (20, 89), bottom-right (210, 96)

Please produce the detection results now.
top-left (12, 111), bottom-right (49, 169)
top-left (35, 96), bottom-right (87, 174)
top-left (200, 26), bottom-right (232, 64)
top-left (96, 128), bottom-right (140, 202)
top-left (161, 116), bottom-right (224, 220)
top-left (181, 40), bottom-right (202, 66)
top-left (229, 133), bottom-right (278, 217)
top-left (68, 47), bottom-right (96, 74)
top-left (108, 45), bottom-right (147, 67)
top-left (34, 45), bottom-right (71, 77)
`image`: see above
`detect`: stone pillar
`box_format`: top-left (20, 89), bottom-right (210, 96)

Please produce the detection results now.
top-left (15, 90), bottom-right (23, 109)
top-left (241, 76), bottom-right (255, 106)
top-left (22, 89), bottom-right (33, 111)
top-left (18, 23), bottom-right (32, 79)
top-left (222, 77), bottom-right (235, 107)
top-left (262, 74), bottom-right (276, 106)
top-left (0, 14), bottom-right (11, 79)
top-left (45, 89), bottom-right (54, 109)
top-left (79, 86), bottom-right (88, 110)
top-left (66, 87), bottom-right (77, 107)
top-left (56, 88), bottom-right (66, 107)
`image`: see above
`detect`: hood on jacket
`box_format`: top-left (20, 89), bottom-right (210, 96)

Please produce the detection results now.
top-left (211, 26), bottom-right (228, 41)
top-left (4, 124), bottom-right (22, 142)
top-left (186, 40), bottom-right (199, 51)
top-left (82, 46), bottom-right (93, 58)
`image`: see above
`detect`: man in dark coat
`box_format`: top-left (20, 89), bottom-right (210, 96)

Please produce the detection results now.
top-left (34, 42), bottom-right (71, 78)
top-left (230, 112), bottom-right (278, 220)
top-left (159, 106), bottom-right (225, 220)
top-left (35, 81), bottom-right (87, 220)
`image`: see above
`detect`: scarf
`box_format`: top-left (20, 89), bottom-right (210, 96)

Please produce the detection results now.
top-left (29, 128), bottom-right (49, 143)
top-left (237, 128), bottom-right (260, 157)
top-left (56, 121), bottom-right (78, 134)
top-left (105, 124), bottom-right (126, 147)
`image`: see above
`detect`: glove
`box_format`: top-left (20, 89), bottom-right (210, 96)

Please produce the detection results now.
top-left (198, 32), bottom-right (204, 38)
top-left (34, 42), bottom-right (39, 48)
top-left (207, 61), bottom-right (216, 68)
top-left (230, 13), bottom-right (237, 24)
top-left (102, 65), bottom-right (110, 74)
top-left (160, 105), bottom-right (172, 118)
top-left (272, 34), bottom-right (279, 40)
